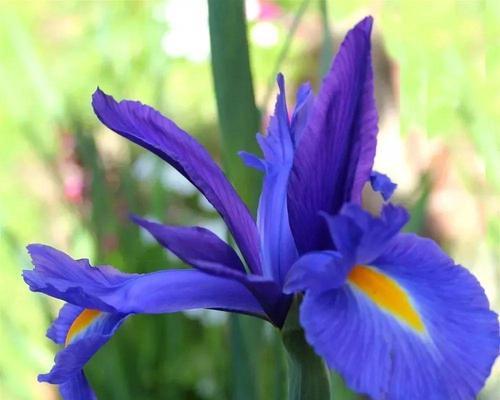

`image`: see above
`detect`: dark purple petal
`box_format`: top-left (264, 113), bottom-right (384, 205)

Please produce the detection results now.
top-left (370, 171), bottom-right (396, 201)
top-left (24, 244), bottom-right (267, 319)
top-left (192, 259), bottom-right (290, 326)
top-left (288, 16), bottom-right (378, 253)
top-left (290, 82), bottom-right (314, 145)
top-left (91, 89), bottom-right (261, 274)
top-left (298, 234), bottom-right (499, 399)
top-left (131, 216), bottom-right (246, 272)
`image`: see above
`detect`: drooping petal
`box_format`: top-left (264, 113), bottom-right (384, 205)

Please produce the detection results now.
top-left (47, 303), bottom-right (85, 345)
top-left (59, 372), bottom-right (97, 400)
top-left (91, 89), bottom-right (261, 274)
top-left (299, 234), bottom-right (499, 399)
top-left (288, 16), bottom-right (378, 253)
top-left (45, 304), bottom-right (101, 399)
top-left (130, 217), bottom-right (289, 324)
top-left (39, 311), bottom-right (127, 384)
top-left (131, 216), bottom-right (246, 272)
top-left (370, 171), bottom-right (396, 201)
top-left (24, 244), bottom-right (267, 319)
top-left (191, 259), bottom-right (290, 327)
top-left (24, 245), bottom-right (131, 313)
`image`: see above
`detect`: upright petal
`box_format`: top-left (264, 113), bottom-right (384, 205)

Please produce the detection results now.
top-left (288, 16), bottom-right (378, 253)
top-left (299, 234), bottom-right (499, 399)
top-left (92, 89), bottom-right (261, 274)
top-left (370, 171), bottom-right (396, 201)
top-left (290, 82), bottom-right (314, 145)
top-left (324, 203), bottom-right (409, 264)
top-left (131, 216), bottom-right (246, 273)
top-left (248, 74), bottom-right (298, 285)
top-left (24, 244), bottom-right (267, 318)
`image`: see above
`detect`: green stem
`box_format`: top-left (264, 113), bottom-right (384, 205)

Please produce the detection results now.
top-left (318, 0), bottom-right (334, 77)
top-left (207, 0), bottom-right (261, 211)
top-left (281, 299), bottom-right (331, 400)
top-left (207, 2), bottom-right (263, 399)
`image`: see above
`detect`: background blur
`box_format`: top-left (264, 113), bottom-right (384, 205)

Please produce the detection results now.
top-left (0, 0), bottom-right (498, 399)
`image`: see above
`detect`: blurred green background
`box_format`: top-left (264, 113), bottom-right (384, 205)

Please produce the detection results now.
top-left (0, 0), bottom-right (498, 399)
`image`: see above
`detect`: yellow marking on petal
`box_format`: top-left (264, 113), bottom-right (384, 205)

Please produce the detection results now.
top-left (348, 265), bottom-right (425, 333)
top-left (65, 309), bottom-right (101, 346)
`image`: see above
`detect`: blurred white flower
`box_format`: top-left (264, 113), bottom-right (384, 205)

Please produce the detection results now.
top-left (183, 308), bottom-right (228, 326)
top-left (161, 0), bottom-right (210, 63)
top-left (245, 0), bottom-right (260, 21)
top-left (250, 21), bottom-right (279, 48)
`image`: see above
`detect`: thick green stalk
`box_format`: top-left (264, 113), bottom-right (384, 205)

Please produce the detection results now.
top-left (281, 299), bottom-right (331, 400)
top-left (208, 2), bottom-right (262, 400)
top-left (207, 0), bottom-right (261, 211)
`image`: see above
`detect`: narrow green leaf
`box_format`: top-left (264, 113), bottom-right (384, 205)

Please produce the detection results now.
top-left (319, 0), bottom-right (334, 77)
top-left (261, 0), bottom-right (310, 109)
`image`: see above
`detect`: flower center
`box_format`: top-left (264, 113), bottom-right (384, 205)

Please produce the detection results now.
top-left (348, 265), bottom-right (425, 333)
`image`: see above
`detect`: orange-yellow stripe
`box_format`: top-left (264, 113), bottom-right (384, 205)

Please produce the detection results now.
top-left (348, 265), bottom-right (425, 333)
top-left (65, 309), bottom-right (101, 346)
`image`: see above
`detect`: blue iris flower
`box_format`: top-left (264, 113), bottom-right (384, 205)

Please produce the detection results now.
top-left (23, 16), bottom-right (499, 399)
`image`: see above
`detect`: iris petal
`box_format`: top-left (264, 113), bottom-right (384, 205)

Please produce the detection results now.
top-left (324, 203), bottom-right (409, 264)
top-left (252, 74), bottom-right (298, 285)
top-left (284, 250), bottom-right (348, 294)
top-left (190, 259), bottom-right (289, 326)
top-left (59, 372), bottom-right (97, 400)
top-left (300, 235), bottom-right (499, 399)
top-left (47, 303), bottom-right (85, 345)
top-left (296, 203), bottom-right (499, 399)
top-left (370, 171), bottom-right (397, 201)
top-left (24, 244), bottom-right (267, 318)
top-left (288, 16), bottom-right (378, 253)
top-left (39, 311), bottom-right (127, 385)
top-left (25, 244), bottom-right (270, 396)
top-left (132, 216), bottom-right (246, 273)
top-left (290, 82), bottom-right (314, 145)
top-left (91, 89), bottom-right (261, 274)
